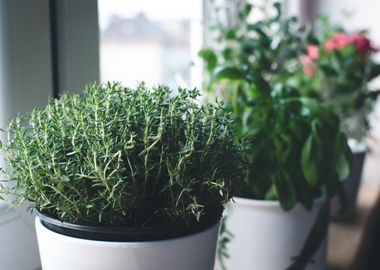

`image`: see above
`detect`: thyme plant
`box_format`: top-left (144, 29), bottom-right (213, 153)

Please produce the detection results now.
top-left (1, 82), bottom-right (243, 228)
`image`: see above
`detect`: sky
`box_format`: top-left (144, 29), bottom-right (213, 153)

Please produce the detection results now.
top-left (98, 0), bottom-right (203, 30)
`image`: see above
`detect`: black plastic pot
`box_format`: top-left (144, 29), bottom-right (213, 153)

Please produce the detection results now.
top-left (330, 150), bottom-right (366, 219)
top-left (35, 210), bottom-right (221, 242)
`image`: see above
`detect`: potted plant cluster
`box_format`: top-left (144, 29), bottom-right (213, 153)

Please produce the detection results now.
top-left (297, 18), bottom-right (380, 216)
top-left (0, 82), bottom-right (244, 270)
top-left (200, 3), bottom-right (352, 270)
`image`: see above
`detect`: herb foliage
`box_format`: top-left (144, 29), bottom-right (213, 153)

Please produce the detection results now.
top-left (200, 3), bottom-right (353, 269)
top-left (1, 82), bottom-right (243, 228)
top-left (200, 2), bottom-right (352, 211)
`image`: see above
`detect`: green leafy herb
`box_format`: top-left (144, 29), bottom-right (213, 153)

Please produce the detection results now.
top-left (200, 2), bottom-right (353, 269)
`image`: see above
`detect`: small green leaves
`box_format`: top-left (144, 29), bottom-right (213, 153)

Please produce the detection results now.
top-left (218, 216), bottom-right (234, 270)
top-left (61, 175), bottom-right (70, 182)
top-left (0, 82), bottom-right (243, 227)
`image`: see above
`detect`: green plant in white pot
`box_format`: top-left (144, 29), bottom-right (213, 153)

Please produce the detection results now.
top-left (0, 82), bottom-right (244, 270)
top-left (296, 17), bottom-right (380, 217)
top-left (200, 3), bottom-right (352, 270)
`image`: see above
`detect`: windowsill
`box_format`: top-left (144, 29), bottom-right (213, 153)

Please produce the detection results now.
top-left (327, 144), bottom-right (380, 269)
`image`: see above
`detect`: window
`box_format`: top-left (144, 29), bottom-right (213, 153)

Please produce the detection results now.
top-left (98, 0), bottom-right (203, 89)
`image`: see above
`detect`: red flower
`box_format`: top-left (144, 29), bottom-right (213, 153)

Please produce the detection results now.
top-left (351, 33), bottom-right (378, 53)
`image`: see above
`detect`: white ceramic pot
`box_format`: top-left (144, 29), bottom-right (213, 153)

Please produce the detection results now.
top-left (224, 197), bottom-right (327, 270)
top-left (35, 217), bottom-right (220, 270)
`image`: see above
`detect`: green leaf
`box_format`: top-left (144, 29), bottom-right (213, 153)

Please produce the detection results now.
top-left (224, 28), bottom-right (237, 40)
top-left (301, 135), bottom-right (318, 186)
top-left (334, 132), bottom-right (352, 182)
top-left (320, 64), bottom-right (338, 76)
top-left (57, 182), bottom-right (64, 192)
top-left (198, 48), bottom-right (217, 72)
top-left (264, 183), bottom-right (277, 200)
top-left (212, 66), bottom-right (245, 82)
top-left (238, 3), bottom-right (253, 20)
top-left (369, 63), bottom-right (380, 80)
top-left (253, 75), bottom-right (271, 94)
top-left (61, 175), bottom-right (70, 182)
top-left (366, 90), bottom-right (380, 101)
top-left (273, 2), bottom-right (282, 19)
top-left (274, 170), bottom-right (297, 210)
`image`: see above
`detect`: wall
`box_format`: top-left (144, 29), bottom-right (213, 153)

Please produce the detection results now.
top-left (0, 1), bottom-right (100, 269)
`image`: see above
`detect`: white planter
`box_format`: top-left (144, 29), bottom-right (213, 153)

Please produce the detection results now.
top-left (224, 197), bottom-right (327, 270)
top-left (35, 217), bottom-right (220, 270)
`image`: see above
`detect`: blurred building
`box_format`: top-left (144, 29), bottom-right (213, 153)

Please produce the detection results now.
top-left (100, 12), bottom-right (191, 88)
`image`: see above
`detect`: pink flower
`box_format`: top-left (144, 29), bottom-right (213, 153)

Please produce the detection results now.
top-left (324, 38), bottom-right (336, 52)
top-left (300, 45), bottom-right (319, 77)
top-left (300, 55), bottom-right (317, 77)
top-left (307, 45), bottom-right (319, 60)
top-left (324, 32), bottom-right (354, 53)
top-left (334, 32), bottom-right (355, 49)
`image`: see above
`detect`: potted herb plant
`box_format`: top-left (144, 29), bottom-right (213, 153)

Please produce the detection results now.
top-left (0, 82), bottom-right (244, 270)
top-left (297, 18), bottom-right (380, 217)
top-left (200, 3), bottom-right (352, 270)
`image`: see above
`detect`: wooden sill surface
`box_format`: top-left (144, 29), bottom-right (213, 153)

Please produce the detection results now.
top-left (327, 146), bottom-right (380, 270)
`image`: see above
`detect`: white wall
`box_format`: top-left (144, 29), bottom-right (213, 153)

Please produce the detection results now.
top-left (315, 1), bottom-right (380, 45)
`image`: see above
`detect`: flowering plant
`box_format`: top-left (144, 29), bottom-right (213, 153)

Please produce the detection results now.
top-left (199, 4), bottom-right (353, 269)
top-left (299, 19), bottom-right (380, 141)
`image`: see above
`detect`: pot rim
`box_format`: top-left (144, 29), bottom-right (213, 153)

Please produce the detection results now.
top-left (230, 196), bottom-right (326, 210)
top-left (35, 216), bottom-right (221, 246)
top-left (35, 209), bottom-right (221, 242)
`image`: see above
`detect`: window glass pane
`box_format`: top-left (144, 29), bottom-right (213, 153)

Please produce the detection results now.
top-left (98, 0), bottom-right (203, 89)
